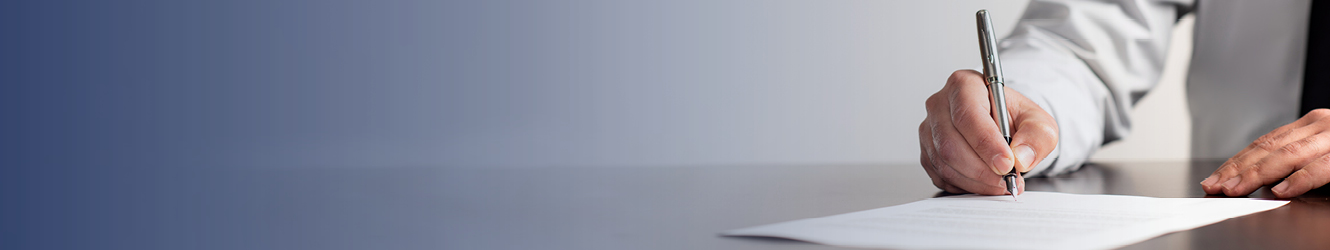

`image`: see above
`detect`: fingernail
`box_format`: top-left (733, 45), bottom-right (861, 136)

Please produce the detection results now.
top-left (1201, 175), bottom-right (1217, 187)
top-left (990, 154), bottom-right (1013, 175)
top-left (1273, 182), bottom-right (1290, 195)
top-left (1014, 145), bottom-right (1035, 172)
top-left (1222, 175), bottom-right (1242, 190)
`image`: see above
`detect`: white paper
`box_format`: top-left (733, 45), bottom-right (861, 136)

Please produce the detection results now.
top-left (723, 192), bottom-right (1287, 250)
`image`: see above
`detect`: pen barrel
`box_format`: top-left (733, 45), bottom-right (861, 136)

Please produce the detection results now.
top-left (988, 81), bottom-right (1012, 138)
top-left (976, 10), bottom-right (1012, 139)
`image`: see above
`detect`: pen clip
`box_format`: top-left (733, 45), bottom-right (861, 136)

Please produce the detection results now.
top-left (976, 10), bottom-right (1005, 86)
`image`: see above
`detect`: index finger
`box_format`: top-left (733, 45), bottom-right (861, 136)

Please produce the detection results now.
top-left (945, 70), bottom-right (1015, 175)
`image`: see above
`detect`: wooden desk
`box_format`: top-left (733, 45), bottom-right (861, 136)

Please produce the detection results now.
top-left (8, 161), bottom-right (1329, 249)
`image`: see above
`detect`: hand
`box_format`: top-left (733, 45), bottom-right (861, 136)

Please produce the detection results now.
top-left (918, 70), bottom-right (1059, 195)
top-left (1201, 109), bottom-right (1330, 198)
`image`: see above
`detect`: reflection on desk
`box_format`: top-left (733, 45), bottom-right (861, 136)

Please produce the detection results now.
top-left (6, 160), bottom-right (1330, 250)
top-left (1021, 161), bottom-right (1330, 250)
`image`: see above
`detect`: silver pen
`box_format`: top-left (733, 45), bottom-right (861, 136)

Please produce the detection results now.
top-left (976, 10), bottom-right (1020, 201)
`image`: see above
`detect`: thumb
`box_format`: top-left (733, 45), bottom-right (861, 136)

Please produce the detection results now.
top-left (1004, 87), bottom-right (1058, 173)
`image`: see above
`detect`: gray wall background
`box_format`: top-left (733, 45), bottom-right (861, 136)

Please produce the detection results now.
top-left (441, 1), bottom-right (1031, 168)
top-left (14, 0), bottom-right (1205, 170)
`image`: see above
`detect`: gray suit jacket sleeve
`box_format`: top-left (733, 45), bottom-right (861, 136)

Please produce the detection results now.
top-left (999, 0), bottom-right (1193, 176)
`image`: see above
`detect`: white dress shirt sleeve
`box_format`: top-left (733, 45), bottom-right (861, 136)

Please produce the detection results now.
top-left (999, 0), bottom-right (1194, 176)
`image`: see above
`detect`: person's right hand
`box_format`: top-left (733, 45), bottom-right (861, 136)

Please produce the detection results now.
top-left (918, 70), bottom-right (1059, 195)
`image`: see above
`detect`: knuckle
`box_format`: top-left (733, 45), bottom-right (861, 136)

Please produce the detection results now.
top-left (1219, 162), bottom-right (1243, 177)
top-left (934, 143), bottom-right (958, 164)
top-left (1239, 162), bottom-right (1260, 174)
top-left (921, 148), bottom-right (938, 164)
top-left (947, 71), bottom-right (963, 84)
top-left (1247, 161), bottom-right (1267, 173)
top-left (1280, 143), bottom-right (1307, 155)
top-left (1280, 136), bottom-right (1321, 155)
top-left (931, 160), bottom-right (947, 173)
top-left (947, 70), bottom-right (972, 86)
top-left (930, 176), bottom-right (947, 190)
top-left (1317, 113), bottom-right (1330, 123)
top-left (1253, 133), bottom-right (1277, 145)
top-left (926, 93), bottom-right (943, 108)
top-left (1253, 137), bottom-right (1281, 152)
top-left (1309, 108), bottom-right (1330, 119)
top-left (943, 185), bottom-right (967, 194)
top-left (1270, 129), bottom-right (1297, 142)
top-left (921, 163), bottom-right (948, 189)
top-left (1216, 160), bottom-right (1238, 173)
top-left (929, 149), bottom-right (950, 172)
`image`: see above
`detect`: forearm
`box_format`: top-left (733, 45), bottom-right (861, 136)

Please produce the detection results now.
top-left (999, 0), bottom-right (1192, 175)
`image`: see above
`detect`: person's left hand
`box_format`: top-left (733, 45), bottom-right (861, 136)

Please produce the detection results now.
top-left (1202, 109), bottom-right (1330, 198)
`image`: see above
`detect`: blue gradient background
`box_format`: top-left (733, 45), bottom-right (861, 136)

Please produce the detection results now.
top-left (2, 1), bottom-right (1026, 249)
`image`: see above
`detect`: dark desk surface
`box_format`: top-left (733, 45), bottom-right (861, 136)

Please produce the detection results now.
top-left (9, 161), bottom-right (1330, 250)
